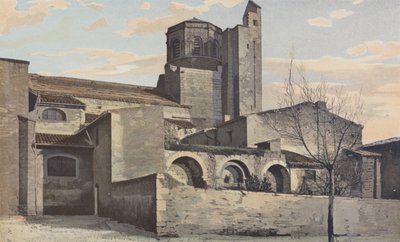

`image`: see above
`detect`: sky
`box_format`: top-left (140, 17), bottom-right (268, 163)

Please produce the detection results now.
top-left (1, 0), bottom-right (399, 143)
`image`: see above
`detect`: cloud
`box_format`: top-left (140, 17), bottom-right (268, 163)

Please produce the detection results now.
top-left (204, 0), bottom-right (243, 8)
top-left (118, 0), bottom-right (243, 37)
top-left (141, 2), bottom-right (152, 10)
top-left (84, 17), bottom-right (109, 31)
top-left (117, 2), bottom-right (208, 37)
top-left (36, 48), bottom-right (165, 78)
top-left (0, 16), bottom-right (72, 48)
top-left (352, 0), bottom-right (364, 5)
top-left (0, 0), bottom-right (69, 35)
top-left (75, 0), bottom-right (104, 10)
top-left (346, 40), bottom-right (400, 62)
top-left (329, 9), bottom-right (354, 19)
top-left (307, 17), bottom-right (332, 27)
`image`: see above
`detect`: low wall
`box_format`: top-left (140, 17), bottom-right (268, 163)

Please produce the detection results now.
top-left (109, 174), bottom-right (157, 232)
top-left (156, 174), bottom-right (400, 237)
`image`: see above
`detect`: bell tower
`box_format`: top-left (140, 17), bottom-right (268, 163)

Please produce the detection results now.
top-left (222, 0), bottom-right (262, 120)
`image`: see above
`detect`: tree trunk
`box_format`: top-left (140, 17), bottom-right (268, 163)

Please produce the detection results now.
top-left (328, 168), bottom-right (335, 242)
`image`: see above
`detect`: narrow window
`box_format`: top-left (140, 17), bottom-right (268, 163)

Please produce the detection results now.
top-left (304, 170), bottom-right (316, 181)
top-left (253, 20), bottom-right (258, 26)
top-left (47, 156), bottom-right (77, 177)
top-left (211, 40), bottom-right (220, 58)
top-left (42, 108), bottom-right (66, 121)
top-left (172, 39), bottom-right (180, 58)
top-left (192, 36), bottom-right (202, 56)
top-left (227, 131), bottom-right (233, 143)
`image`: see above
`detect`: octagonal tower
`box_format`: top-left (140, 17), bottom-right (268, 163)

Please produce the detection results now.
top-left (166, 18), bottom-right (222, 71)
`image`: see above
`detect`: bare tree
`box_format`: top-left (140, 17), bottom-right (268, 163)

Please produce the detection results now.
top-left (268, 57), bottom-right (363, 242)
top-left (298, 162), bottom-right (362, 196)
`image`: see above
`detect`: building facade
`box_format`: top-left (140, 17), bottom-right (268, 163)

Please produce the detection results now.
top-left (0, 1), bottom-right (390, 236)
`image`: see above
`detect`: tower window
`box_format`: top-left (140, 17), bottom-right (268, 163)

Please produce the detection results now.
top-left (172, 39), bottom-right (180, 58)
top-left (211, 40), bottom-right (220, 58)
top-left (192, 36), bottom-right (202, 56)
top-left (253, 20), bottom-right (258, 26)
top-left (42, 108), bottom-right (66, 121)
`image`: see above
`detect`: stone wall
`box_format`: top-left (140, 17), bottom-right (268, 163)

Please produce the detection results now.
top-left (156, 175), bottom-right (400, 237)
top-left (0, 58), bottom-right (29, 215)
top-left (111, 107), bottom-right (165, 182)
top-left (247, 102), bottom-right (363, 153)
top-left (108, 174), bottom-right (157, 232)
top-left (179, 67), bottom-right (223, 128)
top-left (35, 106), bottom-right (84, 134)
top-left (87, 114), bottom-right (113, 217)
top-left (18, 116), bottom-right (38, 215)
top-left (38, 147), bottom-right (94, 215)
top-left (363, 141), bottom-right (400, 199)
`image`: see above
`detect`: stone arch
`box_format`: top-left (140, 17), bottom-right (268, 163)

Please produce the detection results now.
top-left (166, 152), bottom-right (209, 187)
top-left (264, 164), bottom-right (290, 193)
top-left (220, 160), bottom-right (251, 186)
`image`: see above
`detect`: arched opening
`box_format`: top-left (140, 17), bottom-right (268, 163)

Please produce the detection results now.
top-left (192, 36), bottom-right (202, 56)
top-left (46, 155), bottom-right (78, 178)
top-left (222, 160), bottom-right (250, 188)
top-left (211, 40), bottom-right (220, 58)
top-left (266, 165), bottom-right (290, 193)
top-left (42, 108), bottom-right (66, 121)
top-left (168, 157), bottom-right (206, 188)
top-left (172, 39), bottom-right (180, 59)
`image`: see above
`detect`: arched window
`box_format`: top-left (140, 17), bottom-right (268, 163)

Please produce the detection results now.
top-left (192, 36), bottom-right (202, 56)
top-left (211, 40), bottom-right (220, 58)
top-left (42, 108), bottom-right (66, 121)
top-left (46, 155), bottom-right (78, 177)
top-left (172, 39), bottom-right (180, 59)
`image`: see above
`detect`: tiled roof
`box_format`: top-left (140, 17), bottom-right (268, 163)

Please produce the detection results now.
top-left (39, 93), bottom-right (85, 106)
top-left (345, 149), bottom-right (382, 157)
top-left (36, 133), bottom-right (92, 147)
top-left (85, 113), bottom-right (100, 124)
top-left (282, 150), bottom-right (324, 169)
top-left (165, 118), bottom-right (196, 129)
top-left (30, 74), bottom-right (181, 107)
top-left (363, 137), bottom-right (400, 148)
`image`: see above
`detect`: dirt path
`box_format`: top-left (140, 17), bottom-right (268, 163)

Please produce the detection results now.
top-left (1, 216), bottom-right (399, 242)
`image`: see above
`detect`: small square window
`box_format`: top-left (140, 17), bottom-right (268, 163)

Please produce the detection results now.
top-left (253, 20), bottom-right (258, 26)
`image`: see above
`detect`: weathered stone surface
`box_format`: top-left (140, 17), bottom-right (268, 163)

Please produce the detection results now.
top-left (157, 177), bottom-right (400, 237)
top-left (0, 58), bottom-right (29, 215)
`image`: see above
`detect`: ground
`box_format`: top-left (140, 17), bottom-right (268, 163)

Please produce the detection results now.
top-left (0, 216), bottom-right (399, 242)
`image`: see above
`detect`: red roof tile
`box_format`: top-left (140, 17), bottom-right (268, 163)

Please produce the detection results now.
top-left (30, 74), bottom-right (181, 107)
top-left (36, 133), bottom-right (92, 147)
top-left (39, 93), bottom-right (85, 106)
